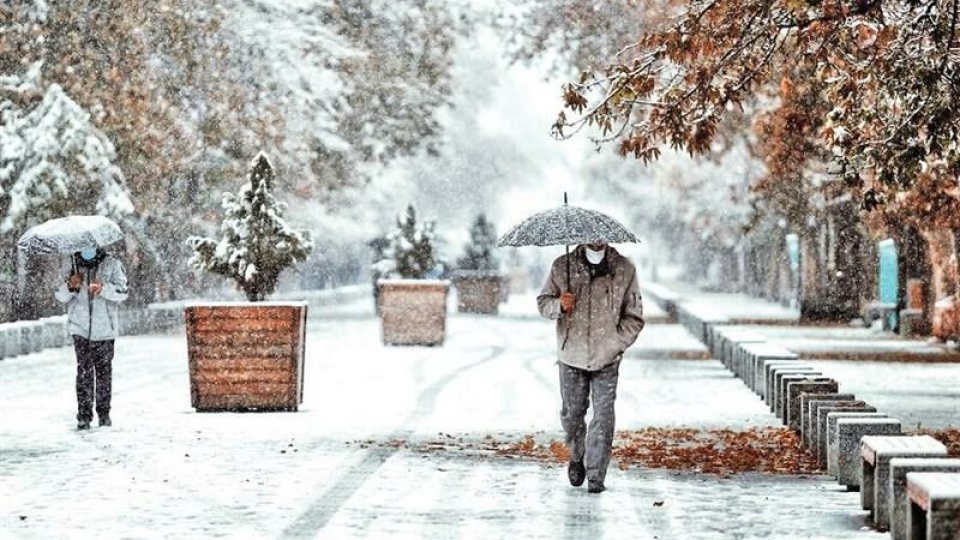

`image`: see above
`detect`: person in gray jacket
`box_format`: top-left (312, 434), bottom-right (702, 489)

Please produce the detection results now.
top-left (538, 242), bottom-right (644, 493)
top-left (54, 247), bottom-right (128, 430)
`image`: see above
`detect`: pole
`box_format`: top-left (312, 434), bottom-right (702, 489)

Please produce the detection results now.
top-left (564, 192), bottom-right (570, 292)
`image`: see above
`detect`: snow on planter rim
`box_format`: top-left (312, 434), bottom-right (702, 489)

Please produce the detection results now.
top-left (183, 300), bottom-right (309, 307)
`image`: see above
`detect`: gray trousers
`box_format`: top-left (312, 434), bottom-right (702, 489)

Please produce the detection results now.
top-left (558, 361), bottom-right (620, 483)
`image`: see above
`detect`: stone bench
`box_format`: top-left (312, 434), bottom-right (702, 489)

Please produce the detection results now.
top-left (677, 303), bottom-right (730, 345)
top-left (785, 379), bottom-right (838, 431)
top-left (766, 365), bottom-right (819, 408)
top-left (801, 394), bottom-right (856, 447)
top-left (906, 472), bottom-right (960, 540)
top-left (740, 343), bottom-right (797, 393)
top-left (817, 407), bottom-right (878, 468)
top-left (834, 418), bottom-right (902, 488)
top-left (861, 435), bottom-right (948, 531)
top-left (760, 360), bottom-right (805, 400)
top-left (890, 458), bottom-right (960, 540)
top-left (775, 372), bottom-right (824, 419)
top-left (716, 329), bottom-right (765, 371)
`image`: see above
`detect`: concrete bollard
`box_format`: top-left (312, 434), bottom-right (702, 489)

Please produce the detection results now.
top-left (888, 458), bottom-right (960, 540)
top-left (785, 379), bottom-right (839, 431)
top-left (826, 412), bottom-right (888, 475)
top-left (802, 395), bottom-right (856, 447)
top-left (26, 320), bottom-right (45, 353)
top-left (12, 322), bottom-right (31, 356)
top-left (48, 315), bottom-right (68, 348)
top-left (4, 323), bottom-right (21, 358)
top-left (860, 436), bottom-right (947, 532)
top-left (835, 418), bottom-right (902, 488)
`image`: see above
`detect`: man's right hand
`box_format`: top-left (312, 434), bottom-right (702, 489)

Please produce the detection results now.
top-left (67, 274), bottom-right (83, 291)
top-left (560, 292), bottom-right (576, 315)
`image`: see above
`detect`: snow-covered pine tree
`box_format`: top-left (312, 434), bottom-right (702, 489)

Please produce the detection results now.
top-left (187, 153), bottom-right (313, 301)
top-left (457, 214), bottom-right (498, 273)
top-left (374, 204), bottom-right (438, 280)
top-left (0, 63), bottom-right (134, 234)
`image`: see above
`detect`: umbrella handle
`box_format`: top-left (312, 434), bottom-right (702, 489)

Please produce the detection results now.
top-left (565, 244), bottom-right (570, 293)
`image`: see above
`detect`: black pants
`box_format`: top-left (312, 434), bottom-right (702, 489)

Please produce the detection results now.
top-left (74, 335), bottom-right (114, 422)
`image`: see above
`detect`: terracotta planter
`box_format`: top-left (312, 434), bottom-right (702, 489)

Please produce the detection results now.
top-left (184, 302), bottom-right (307, 411)
top-left (453, 272), bottom-right (501, 314)
top-left (378, 279), bottom-right (449, 345)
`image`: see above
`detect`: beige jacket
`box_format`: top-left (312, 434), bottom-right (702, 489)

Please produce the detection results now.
top-left (537, 246), bottom-right (645, 371)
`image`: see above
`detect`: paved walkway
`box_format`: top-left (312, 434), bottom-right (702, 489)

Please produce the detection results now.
top-left (0, 295), bottom-right (907, 539)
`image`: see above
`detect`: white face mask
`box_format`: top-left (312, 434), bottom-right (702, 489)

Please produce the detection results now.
top-left (585, 246), bottom-right (606, 265)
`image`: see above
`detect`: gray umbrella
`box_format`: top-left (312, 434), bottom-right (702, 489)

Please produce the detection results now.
top-left (17, 215), bottom-right (124, 256)
top-left (497, 204), bottom-right (639, 247)
top-left (497, 194), bottom-right (639, 291)
top-left (16, 215), bottom-right (124, 303)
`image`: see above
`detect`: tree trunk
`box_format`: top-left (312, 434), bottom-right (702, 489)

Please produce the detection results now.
top-left (953, 227), bottom-right (960, 295)
top-left (897, 226), bottom-right (933, 334)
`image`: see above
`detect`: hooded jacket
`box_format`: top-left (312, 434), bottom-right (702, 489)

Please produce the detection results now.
top-left (537, 246), bottom-right (645, 371)
top-left (54, 253), bottom-right (128, 341)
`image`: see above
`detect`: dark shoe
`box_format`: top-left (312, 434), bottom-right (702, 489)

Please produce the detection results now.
top-left (587, 480), bottom-right (605, 494)
top-left (567, 461), bottom-right (586, 487)
top-left (77, 420), bottom-right (91, 430)
top-left (98, 414), bottom-right (111, 427)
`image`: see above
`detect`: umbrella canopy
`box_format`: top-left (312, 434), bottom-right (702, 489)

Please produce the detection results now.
top-left (498, 204), bottom-right (639, 247)
top-left (17, 215), bottom-right (124, 256)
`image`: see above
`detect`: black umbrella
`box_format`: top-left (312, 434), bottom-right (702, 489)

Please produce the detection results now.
top-left (497, 194), bottom-right (639, 290)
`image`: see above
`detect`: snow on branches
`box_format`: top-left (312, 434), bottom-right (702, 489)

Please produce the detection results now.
top-left (187, 153), bottom-right (313, 302)
top-left (0, 64), bottom-right (133, 233)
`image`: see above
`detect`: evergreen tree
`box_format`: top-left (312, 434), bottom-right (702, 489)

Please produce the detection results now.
top-left (457, 214), bottom-right (499, 273)
top-left (187, 153), bottom-right (313, 301)
top-left (374, 204), bottom-right (438, 280)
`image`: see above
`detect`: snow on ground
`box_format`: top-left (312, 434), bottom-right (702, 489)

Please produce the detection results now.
top-left (807, 360), bottom-right (960, 429)
top-left (0, 297), bottom-right (918, 539)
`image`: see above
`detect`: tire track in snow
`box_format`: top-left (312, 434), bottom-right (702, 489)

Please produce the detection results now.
top-left (278, 321), bottom-right (509, 540)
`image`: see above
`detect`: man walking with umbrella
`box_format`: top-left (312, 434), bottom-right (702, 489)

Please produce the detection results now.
top-left (55, 246), bottom-right (128, 429)
top-left (537, 241), bottom-right (644, 493)
top-left (19, 215), bottom-right (130, 431)
top-left (500, 196), bottom-right (644, 493)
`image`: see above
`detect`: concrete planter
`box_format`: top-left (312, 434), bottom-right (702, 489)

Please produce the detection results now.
top-left (378, 279), bottom-right (449, 346)
top-left (185, 302), bottom-right (307, 412)
top-left (453, 272), bottom-right (501, 315)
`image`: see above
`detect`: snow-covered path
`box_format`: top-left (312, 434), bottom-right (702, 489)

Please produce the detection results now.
top-left (2, 297), bottom-right (895, 539)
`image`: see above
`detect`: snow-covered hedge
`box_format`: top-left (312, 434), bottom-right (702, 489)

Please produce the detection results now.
top-left (187, 153), bottom-right (313, 302)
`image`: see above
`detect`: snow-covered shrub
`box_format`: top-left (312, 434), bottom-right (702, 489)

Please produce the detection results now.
top-left (457, 214), bottom-right (499, 273)
top-left (187, 153), bottom-right (313, 302)
top-left (374, 204), bottom-right (440, 280)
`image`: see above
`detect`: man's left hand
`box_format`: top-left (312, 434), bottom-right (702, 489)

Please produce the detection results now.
top-left (88, 281), bottom-right (103, 297)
